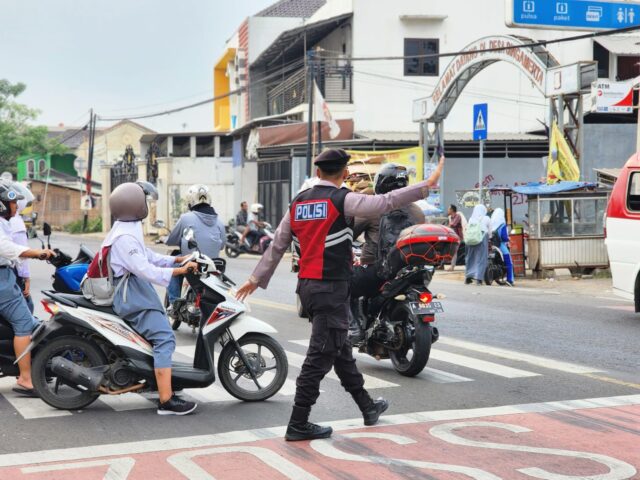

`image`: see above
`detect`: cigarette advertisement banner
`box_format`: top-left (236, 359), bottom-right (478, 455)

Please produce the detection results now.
top-left (345, 147), bottom-right (424, 184)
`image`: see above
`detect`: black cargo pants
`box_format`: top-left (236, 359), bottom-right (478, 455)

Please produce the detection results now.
top-left (294, 279), bottom-right (370, 409)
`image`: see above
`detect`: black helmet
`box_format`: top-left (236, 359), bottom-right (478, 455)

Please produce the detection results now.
top-left (374, 163), bottom-right (409, 194)
top-left (0, 180), bottom-right (25, 219)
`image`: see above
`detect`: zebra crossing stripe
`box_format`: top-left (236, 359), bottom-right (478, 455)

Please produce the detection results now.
top-left (284, 349), bottom-right (399, 389)
top-left (0, 378), bottom-right (71, 419)
top-left (290, 339), bottom-right (473, 385)
top-left (438, 337), bottom-right (602, 374)
top-left (429, 350), bottom-right (540, 379)
top-left (98, 393), bottom-right (157, 411)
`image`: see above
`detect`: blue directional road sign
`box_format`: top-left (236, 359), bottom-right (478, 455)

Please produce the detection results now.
top-left (507, 0), bottom-right (640, 31)
top-left (473, 104), bottom-right (488, 141)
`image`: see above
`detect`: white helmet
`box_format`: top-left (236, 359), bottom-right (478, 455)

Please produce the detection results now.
top-left (250, 203), bottom-right (263, 214)
top-left (186, 184), bottom-right (211, 209)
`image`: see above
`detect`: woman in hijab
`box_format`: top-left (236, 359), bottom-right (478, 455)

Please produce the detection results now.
top-left (464, 204), bottom-right (490, 285)
top-left (490, 208), bottom-right (514, 286)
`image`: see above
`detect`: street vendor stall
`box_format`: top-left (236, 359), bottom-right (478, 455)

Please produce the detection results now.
top-left (512, 182), bottom-right (610, 275)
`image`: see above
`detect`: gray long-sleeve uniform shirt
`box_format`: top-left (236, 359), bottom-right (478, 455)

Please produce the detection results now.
top-left (250, 179), bottom-right (430, 288)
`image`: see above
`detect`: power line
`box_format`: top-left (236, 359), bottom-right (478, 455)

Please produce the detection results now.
top-left (317, 24), bottom-right (640, 62)
top-left (54, 121), bottom-right (90, 144)
top-left (97, 57), bottom-right (307, 122)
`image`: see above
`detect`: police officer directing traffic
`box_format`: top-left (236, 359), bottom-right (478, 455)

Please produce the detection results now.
top-left (236, 148), bottom-right (444, 441)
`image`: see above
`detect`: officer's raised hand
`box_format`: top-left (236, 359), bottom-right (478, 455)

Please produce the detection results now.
top-left (236, 279), bottom-right (257, 302)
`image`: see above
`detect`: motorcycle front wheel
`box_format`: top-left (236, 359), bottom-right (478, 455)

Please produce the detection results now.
top-left (218, 333), bottom-right (288, 401)
top-left (388, 304), bottom-right (432, 377)
top-left (32, 336), bottom-right (106, 410)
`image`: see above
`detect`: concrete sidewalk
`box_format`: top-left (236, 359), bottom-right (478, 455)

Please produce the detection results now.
top-left (436, 266), bottom-right (619, 298)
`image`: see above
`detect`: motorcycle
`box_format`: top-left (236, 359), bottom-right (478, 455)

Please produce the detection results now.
top-left (225, 220), bottom-right (274, 258)
top-left (39, 223), bottom-right (93, 294)
top-left (350, 224), bottom-right (458, 377)
top-left (352, 265), bottom-right (442, 377)
top-left (24, 245), bottom-right (289, 410)
top-left (163, 229), bottom-right (225, 334)
top-left (485, 238), bottom-right (507, 286)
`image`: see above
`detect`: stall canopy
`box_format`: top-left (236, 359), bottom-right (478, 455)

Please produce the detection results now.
top-left (512, 181), bottom-right (597, 195)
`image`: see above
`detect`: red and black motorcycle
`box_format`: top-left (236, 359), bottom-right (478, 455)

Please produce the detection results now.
top-left (351, 224), bottom-right (459, 377)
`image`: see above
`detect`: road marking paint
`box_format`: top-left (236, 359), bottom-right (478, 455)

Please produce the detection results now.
top-left (291, 339), bottom-right (473, 384)
top-left (0, 378), bottom-right (72, 419)
top-left (293, 338), bottom-right (538, 380)
top-left (418, 368), bottom-right (474, 384)
top-left (439, 337), bottom-right (601, 374)
top-left (22, 458), bottom-right (135, 477)
top-left (285, 349), bottom-right (399, 389)
top-left (429, 350), bottom-right (540, 378)
top-left (0, 394), bottom-right (637, 468)
top-left (580, 373), bottom-right (640, 390)
top-left (98, 393), bottom-right (157, 412)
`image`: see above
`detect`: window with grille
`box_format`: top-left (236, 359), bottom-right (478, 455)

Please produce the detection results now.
top-left (404, 38), bottom-right (439, 77)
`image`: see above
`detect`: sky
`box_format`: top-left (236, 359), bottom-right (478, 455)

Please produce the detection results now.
top-left (0, 0), bottom-right (275, 133)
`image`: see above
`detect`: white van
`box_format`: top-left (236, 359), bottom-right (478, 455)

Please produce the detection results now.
top-left (605, 152), bottom-right (640, 313)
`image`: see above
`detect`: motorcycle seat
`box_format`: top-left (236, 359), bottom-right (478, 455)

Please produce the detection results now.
top-left (50, 292), bottom-right (117, 316)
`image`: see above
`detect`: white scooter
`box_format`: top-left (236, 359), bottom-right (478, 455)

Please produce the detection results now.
top-left (23, 243), bottom-right (288, 411)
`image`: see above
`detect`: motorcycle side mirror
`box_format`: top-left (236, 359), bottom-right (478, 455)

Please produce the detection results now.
top-left (43, 222), bottom-right (52, 237)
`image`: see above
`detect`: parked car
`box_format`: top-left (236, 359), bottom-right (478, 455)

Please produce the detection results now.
top-left (605, 152), bottom-right (640, 313)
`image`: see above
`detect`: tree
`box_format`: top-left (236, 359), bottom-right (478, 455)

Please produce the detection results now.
top-left (0, 79), bottom-right (67, 174)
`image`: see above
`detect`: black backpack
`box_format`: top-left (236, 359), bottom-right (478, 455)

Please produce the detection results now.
top-left (376, 208), bottom-right (416, 279)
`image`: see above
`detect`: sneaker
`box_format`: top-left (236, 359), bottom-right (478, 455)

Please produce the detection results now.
top-left (362, 397), bottom-right (389, 426)
top-left (157, 395), bottom-right (197, 416)
top-left (285, 422), bottom-right (333, 441)
top-left (506, 281), bottom-right (515, 287)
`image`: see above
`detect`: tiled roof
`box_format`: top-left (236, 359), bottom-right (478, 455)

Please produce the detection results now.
top-left (256, 0), bottom-right (326, 18)
top-left (47, 127), bottom-right (91, 149)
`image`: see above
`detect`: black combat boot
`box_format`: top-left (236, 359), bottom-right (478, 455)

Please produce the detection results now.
top-left (353, 390), bottom-right (390, 426)
top-left (285, 405), bottom-right (333, 442)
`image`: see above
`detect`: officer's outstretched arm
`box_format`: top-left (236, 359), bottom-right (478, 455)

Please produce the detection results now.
top-left (236, 212), bottom-right (292, 300)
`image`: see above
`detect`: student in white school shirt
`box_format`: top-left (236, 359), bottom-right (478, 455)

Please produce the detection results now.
top-left (0, 180), bottom-right (55, 397)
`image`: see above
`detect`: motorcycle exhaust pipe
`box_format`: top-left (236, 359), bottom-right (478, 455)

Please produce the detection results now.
top-left (50, 356), bottom-right (104, 391)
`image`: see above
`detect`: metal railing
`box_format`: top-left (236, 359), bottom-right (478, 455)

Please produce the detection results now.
top-left (267, 62), bottom-right (352, 116)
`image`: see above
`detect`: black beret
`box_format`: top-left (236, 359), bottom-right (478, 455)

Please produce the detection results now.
top-left (313, 148), bottom-right (351, 168)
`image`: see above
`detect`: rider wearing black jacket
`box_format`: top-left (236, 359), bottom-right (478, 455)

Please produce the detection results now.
top-left (349, 164), bottom-right (426, 342)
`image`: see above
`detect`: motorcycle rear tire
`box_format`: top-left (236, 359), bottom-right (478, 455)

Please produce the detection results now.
top-left (32, 336), bottom-right (106, 411)
top-left (389, 305), bottom-right (432, 377)
top-left (484, 267), bottom-right (494, 286)
top-left (218, 333), bottom-right (288, 401)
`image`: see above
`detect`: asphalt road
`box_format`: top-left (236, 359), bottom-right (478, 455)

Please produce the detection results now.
top-left (2, 232), bottom-right (638, 470)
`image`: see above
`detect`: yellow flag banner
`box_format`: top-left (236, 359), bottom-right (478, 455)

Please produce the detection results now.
top-left (547, 121), bottom-right (580, 184)
top-left (345, 147), bottom-right (424, 185)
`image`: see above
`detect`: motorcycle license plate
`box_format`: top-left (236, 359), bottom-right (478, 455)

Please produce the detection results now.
top-left (409, 302), bottom-right (444, 315)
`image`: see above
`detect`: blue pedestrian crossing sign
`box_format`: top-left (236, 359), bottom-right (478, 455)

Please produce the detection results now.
top-left (473, 103), bottom-right (488, 141)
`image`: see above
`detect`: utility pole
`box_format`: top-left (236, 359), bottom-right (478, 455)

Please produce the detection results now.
top-left (305, 50), bottom-right (315, 178)
top-left (83, 109), bottom-right (96, 232)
